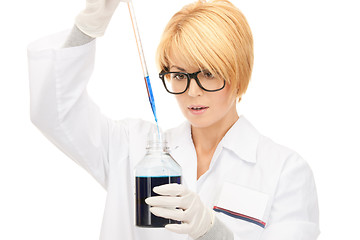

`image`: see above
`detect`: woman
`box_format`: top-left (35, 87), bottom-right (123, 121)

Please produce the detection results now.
top-left (28, 0), bottom-right (320, 239)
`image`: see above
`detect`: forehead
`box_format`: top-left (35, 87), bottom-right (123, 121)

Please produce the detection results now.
top-left (167, 48), bottom-right (203, 72)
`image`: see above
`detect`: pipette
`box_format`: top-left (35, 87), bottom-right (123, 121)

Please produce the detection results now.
top-left (127, 0), bottom-right (160, 136)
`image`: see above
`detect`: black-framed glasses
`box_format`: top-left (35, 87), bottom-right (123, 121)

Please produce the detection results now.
top-left (159, 70), bottom-right (226, 94)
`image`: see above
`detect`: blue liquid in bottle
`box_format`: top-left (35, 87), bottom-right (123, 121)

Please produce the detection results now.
top-left (134, 130), bottom-right (182, 228)
top-left (135, 176), bottom-right (181, 227)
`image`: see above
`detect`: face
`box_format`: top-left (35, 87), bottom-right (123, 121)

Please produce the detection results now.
top-left (167, 52), bottom-right (238, 130)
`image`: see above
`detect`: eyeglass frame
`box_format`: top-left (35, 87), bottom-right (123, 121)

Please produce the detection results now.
top-left (159, 70), bottom-right (226, 95)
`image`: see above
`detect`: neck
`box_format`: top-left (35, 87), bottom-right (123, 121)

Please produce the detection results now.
top-left (191, 113), bottom-right (239, 153)
top-left (192, 111), bottom-right (239, 180)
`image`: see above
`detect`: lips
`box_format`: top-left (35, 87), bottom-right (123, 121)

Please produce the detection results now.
top-left (188, 105), bottom-right (209, 115)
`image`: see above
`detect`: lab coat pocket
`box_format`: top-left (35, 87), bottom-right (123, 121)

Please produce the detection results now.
top-left (214, 181), bottom-right (269, 229)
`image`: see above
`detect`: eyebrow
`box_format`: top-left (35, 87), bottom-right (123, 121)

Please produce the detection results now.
top-left (169, 65), bottom-right (187, 72)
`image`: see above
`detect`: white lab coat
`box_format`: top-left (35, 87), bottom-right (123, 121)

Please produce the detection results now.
top-left (28, 30), bottom-right (320, 240)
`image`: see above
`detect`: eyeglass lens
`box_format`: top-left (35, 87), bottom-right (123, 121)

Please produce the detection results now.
top-left (162, 71), bottom-right (224, 93)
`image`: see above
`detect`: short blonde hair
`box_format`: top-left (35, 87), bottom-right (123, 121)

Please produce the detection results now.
top-left (156, 0), bottom-right (254, 101)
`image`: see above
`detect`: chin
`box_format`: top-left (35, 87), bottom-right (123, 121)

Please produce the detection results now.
top-left (187, 116), bottom-right (215, 129)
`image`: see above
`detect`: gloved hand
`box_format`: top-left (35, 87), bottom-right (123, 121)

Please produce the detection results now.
top-left (145, 184), bottom-right (215, 239)
top-left (75, 0), bottom-right (130, 38)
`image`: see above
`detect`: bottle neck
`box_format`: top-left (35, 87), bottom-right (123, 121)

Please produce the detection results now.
top-left (146, 141), bottom-right (169, 153)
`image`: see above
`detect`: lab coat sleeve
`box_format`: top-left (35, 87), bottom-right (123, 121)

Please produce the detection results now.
top-left (260, 154), bottom-right (320, 239)
top-left (28, 30), bottom-right (116, 189)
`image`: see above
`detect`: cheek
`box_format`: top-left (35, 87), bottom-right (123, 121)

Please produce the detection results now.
top-left (174, 95), bottom-right (183, 104)
top-left (214, 87), bottom-right (234, 107)
top-left (174, 95), bottom-right (187, 110)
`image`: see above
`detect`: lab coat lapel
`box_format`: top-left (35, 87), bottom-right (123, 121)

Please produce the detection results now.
top-left (167, 122), bottom-right (198, 193)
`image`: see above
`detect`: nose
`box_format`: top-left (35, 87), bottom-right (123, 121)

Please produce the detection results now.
top-left (187, 78), bottom-right (203, 97)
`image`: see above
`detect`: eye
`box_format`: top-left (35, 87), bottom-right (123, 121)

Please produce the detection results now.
top-left (202, 70), bottom-right (215, 79)
top-left (173, 73), bottom-right (187, 80)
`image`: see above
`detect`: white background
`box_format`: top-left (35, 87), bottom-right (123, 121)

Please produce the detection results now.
top-left (1, 0), bottom-right (359, 239)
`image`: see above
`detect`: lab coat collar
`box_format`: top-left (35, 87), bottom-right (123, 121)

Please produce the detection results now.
top-left (168, 115), bottom-right (260, 165)
top-left (220, 115), bottom-right (260, 164)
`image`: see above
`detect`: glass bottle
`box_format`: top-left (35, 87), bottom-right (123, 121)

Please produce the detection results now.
top-left (135, 130), bottom-right (182, 228)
